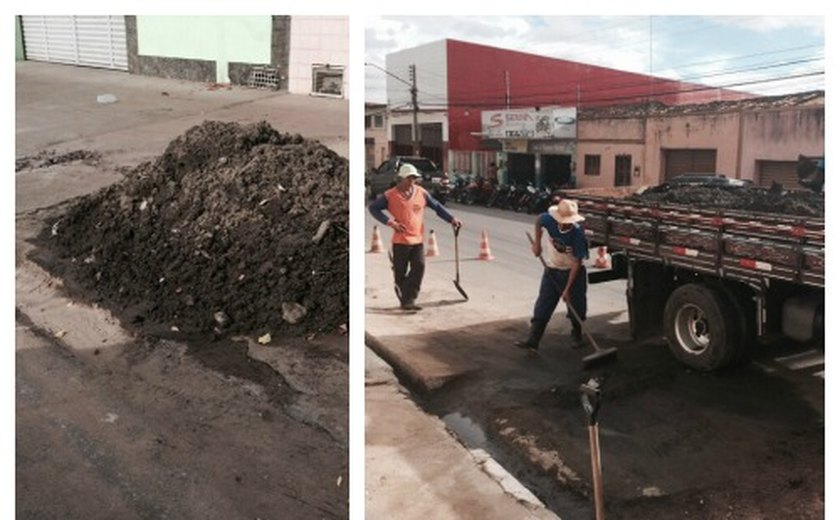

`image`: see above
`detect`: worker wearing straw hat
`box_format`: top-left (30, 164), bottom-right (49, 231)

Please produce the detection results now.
top-left (515, 199), bottom-right (589, 350)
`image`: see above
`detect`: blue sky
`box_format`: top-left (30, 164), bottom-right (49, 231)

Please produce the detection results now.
top-left (365, 16), bottom-right (825, 105)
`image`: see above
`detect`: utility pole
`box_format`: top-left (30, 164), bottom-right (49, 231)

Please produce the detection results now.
top-left (409, 64), bottom-right (420, 156)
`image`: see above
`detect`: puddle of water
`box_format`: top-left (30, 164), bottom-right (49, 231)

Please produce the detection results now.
top-left (442, 412), bottom-right (487, 448)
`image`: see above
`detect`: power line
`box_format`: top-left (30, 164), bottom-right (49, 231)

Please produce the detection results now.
top-left (406, 46), bottom-right (823, 107)
top-left (384, 70), bottom-right (823, 112)
top-left (383, 43), bottom-right (823, 108)
top-left (439, 54), bottom-right (824, 106)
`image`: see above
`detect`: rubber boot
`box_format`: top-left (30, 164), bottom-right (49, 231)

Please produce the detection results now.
top-left (515, 320), bottom-right (547, 351)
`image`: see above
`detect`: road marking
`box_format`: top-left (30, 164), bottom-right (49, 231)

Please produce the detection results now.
top-left (814, 370), bottom-right (825, 379)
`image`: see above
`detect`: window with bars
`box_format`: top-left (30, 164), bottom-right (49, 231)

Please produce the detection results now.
top-left (311, 64), bottom-right (344, 97)
top-left (584, 154), bottom-right (601, 176)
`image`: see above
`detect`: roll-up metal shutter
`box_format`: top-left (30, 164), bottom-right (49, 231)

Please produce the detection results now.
top-left (664, 149), bottom-right (717, 180)
top-left (757, 161), bottom-right (802, 190)
top-left (21, 16), bottom-right (128, 71)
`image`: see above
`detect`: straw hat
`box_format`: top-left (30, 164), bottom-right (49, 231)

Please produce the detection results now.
top-left (549, 199), bottom-right (585, 224)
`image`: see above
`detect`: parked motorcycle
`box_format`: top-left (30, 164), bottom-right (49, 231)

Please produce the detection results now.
top-left (463, 176), bottom-right (495, 206)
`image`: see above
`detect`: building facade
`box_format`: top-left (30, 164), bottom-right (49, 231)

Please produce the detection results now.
top-left (386, 40), bottom-right (825, 188)
top-left (577, 92), bottom-right (824, 190)
top-left (16, 15), bottom-right (349, 98)
top-left (384, 39), bottom-right (755, 183)
top-left (365, 103), bottom-right (388, 171)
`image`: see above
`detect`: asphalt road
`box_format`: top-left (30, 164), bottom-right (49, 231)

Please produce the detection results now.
top-left (364, 199), bottom-right (627, 318)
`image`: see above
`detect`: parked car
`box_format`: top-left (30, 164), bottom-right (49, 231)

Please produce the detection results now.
top-left (366, 156), bottom-right (451, 203)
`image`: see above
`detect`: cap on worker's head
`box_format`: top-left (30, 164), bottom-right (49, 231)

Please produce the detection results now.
top-left (549, 199), bottom-right (585, 224)
top-left (397, 164), bottom-right (422, 179)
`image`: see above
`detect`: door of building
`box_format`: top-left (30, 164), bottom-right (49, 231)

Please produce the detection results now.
top-left (542, 154), bottom-right (572, 188)
top-left (664, 149), bottom-right (716, 180)
top-left (391, 124), bottom-right (414, 157)
top-left (420, 123), bottom-right (443, 167)
top-left (615, 154), bottom-right (632, 187)
top-left (507, 153), bottom-right (536, 186)
top-left (757, 160), bottom-right (801, 190)
top-left (21, 16), bottom-right (128, 71)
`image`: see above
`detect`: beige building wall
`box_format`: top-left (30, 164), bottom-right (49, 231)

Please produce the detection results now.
top-left (577, 118), bottom-right (645, 188)
top-left (574, 103), bottom-right (823, 188)
top-left (645, 112), bottom-right (741, 182)
top-left (738, 107), bottom-right (824, 181)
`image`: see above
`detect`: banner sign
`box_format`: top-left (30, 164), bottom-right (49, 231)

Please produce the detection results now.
top-left (482, 107), bottom-right (577, 140)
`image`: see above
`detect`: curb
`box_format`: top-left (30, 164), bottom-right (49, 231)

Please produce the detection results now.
top-left (364, 331), bottom-right (462, 393)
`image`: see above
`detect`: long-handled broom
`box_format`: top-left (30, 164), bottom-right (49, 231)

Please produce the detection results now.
top-left (525, 232), bottom-right (618, 369)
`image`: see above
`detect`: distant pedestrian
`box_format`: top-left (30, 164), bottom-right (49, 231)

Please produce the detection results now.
top-left (369, 164), bottom-right (462, 310)
top-left (515, 199), bottom-right (589, 350)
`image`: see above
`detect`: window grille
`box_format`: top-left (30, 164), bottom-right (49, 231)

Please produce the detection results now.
top-left (311, 64), bottom-right (344, 98)
top-left (247, 66), bottom-right (281, 90)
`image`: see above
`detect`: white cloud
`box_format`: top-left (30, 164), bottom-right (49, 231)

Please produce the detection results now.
top-left (705, 15), bottom-right (824, 35)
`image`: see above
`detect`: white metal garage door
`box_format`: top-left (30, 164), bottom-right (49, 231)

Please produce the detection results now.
top-left (21, 16), bottom-right (128, 71)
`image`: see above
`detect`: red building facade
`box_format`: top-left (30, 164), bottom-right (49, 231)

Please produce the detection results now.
top-left (385, 39), bottom-right (753, 185)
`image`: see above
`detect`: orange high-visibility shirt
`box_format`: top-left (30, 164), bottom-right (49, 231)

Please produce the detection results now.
top-left (384, 185), bottom-right (428, 245)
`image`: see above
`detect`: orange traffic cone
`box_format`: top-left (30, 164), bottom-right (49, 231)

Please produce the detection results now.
top-left (477, 230), bottom-right (495, 260)
top-left (369, 225), bottom-right (384, 253)
top-left (594, 246), bottom-right (611, 269)
top-left (426, 229), bottom-right (440, 257)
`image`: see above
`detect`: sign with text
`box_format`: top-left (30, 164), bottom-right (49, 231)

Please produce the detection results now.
top-left (502, 139), bottom-right (529, 153)
top-left (482, 107), bottom-right (577, 140)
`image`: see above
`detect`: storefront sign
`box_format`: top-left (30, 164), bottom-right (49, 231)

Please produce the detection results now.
top-left (502, 139), bottom-right (529, 153)
top-left (482, 107), bottom-right (577, 140)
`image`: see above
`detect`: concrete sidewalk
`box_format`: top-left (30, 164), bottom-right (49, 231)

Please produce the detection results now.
top-left (364, 237), bottom-right (567, 519)
top-left (365, 346), bottom-right (559, 520)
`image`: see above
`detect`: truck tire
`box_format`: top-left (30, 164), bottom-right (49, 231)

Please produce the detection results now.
top-left (663, 283), bottom-right (740, 371)
top-left (714, 283), bottom-right (755, 366)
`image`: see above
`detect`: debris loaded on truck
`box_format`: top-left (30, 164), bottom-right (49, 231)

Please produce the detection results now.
top-left (577, 183), bottom-right (824, 371)
top-left (36, 120), bottom-right (348, 337)
top-left (629, 184), bottom-right (824, 217)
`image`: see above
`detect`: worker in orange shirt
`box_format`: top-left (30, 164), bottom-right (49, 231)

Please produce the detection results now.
top-left (369, 164), bottom-right (462, 310)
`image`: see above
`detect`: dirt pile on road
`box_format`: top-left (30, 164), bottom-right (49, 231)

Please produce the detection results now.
top-left (630, 184), bottom-right (824, 218)
top-left (39, 120), bottom-right (348, 337)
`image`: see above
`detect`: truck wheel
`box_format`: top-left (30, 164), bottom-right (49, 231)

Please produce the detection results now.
top-left (663, 283), bottom-right (739, 371)
top-left (714, 283), bottom-right (755, 366)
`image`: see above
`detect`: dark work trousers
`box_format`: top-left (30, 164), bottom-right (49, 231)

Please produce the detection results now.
top-left (532, 266), bottom-right (587, 326)
top-left (392, 243), bottom-right (425, 304)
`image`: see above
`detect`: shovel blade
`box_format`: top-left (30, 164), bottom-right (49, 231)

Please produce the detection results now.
top-left (582, 347), bottom-right (618, 370)
top-left (454, 281), bottom-right (469, 301)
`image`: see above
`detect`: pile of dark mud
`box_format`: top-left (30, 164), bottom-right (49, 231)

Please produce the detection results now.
top-left (631, 184), bottom-right (824, 218)
top-left (36, 120), bottom-right (348, 337)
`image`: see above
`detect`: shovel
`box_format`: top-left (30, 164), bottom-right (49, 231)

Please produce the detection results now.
top-left (581, 378), bottom-right (606, 520)
top-left (525, 232), bottom-right (617, 369)
top-left (453, 225), bottom-right (469, 300)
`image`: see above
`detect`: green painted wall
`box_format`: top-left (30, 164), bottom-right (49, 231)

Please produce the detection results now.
top-left (16, 16), bottom-right (24, 60)
top-left (136, 16), bottom-right (272, 83)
